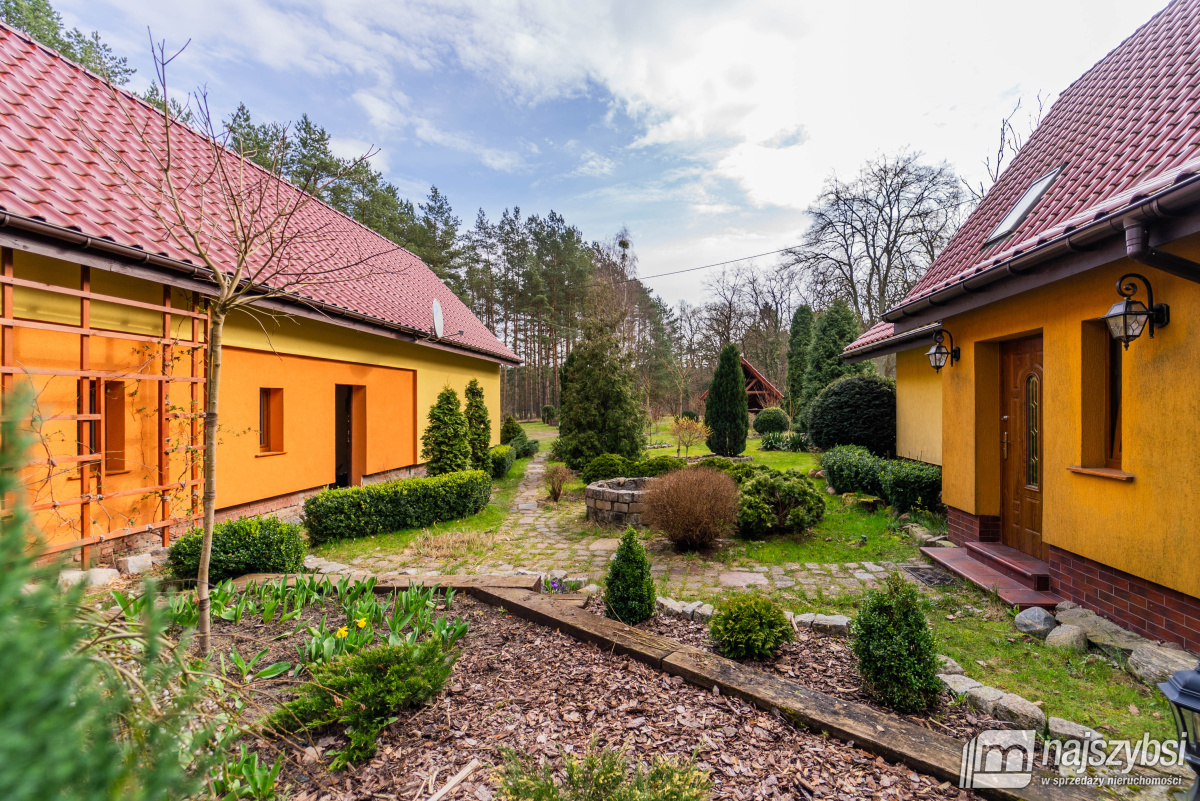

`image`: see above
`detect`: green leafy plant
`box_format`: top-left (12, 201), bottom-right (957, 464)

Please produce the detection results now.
top-left (786, 431), bottom-right (811, 452)
top-left (464, 378), bottom-right (493, 471)
top-left (604, 528), bottom-right (656, 624)
top-left (421, 385), bottom-right (472, 476)
top-left (489, 444), bottom-right (516, 479)
top-left (808, 373), bottom-right (897, 457)
top-left (303, 470), bottom-right (491, 545)
top-left (679, 409), bottom-right (699, 422)
top-left (821, 445), bottom-right (885, 496)
top-left (705, 343), bottom-right (749, 456)
top-left (736, 470), bottom-right (825, 538)
top-left (211, 744), bottom-right (284, 801)
top-left (511, 434), bottom-right (540, 458)
top-left (709, 594), bottom-right (793, 659)
top-left (752, 406), bottom-right (789, 434)
top-left (643, 467), bottom-right (737, 550)
top-left (757, 431), bottom-right (788, 451)
top-left (495, 743), bottom-right (711, 801)
top-left (269, 640), bottom-right (458, 770)
top-left (879, 459), bottom-right (942, 513)
top-left (500, 415), bottom-right (524, 444)
top-left (850, 571), bottom-right (942, 713)
top-left (221, 646), bottom-right (291, 683)
top-left (168, 515), bottom-right (305, 583)
top-left (581, 454), bottom-right (634, 484)
top-left (632, 454), bottom-right (686, 477)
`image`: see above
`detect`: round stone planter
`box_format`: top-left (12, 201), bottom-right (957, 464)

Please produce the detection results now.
top-left (584, 477), bottom-right (652, 527)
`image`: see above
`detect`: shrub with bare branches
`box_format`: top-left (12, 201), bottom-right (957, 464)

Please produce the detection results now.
top-left (643, 467), bottom-right (738, 550)
top-left (544, 464), bottom-right (573, 502)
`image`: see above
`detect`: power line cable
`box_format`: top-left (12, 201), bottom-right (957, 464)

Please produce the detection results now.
top-left (608, 245), bottom-right (801, 285)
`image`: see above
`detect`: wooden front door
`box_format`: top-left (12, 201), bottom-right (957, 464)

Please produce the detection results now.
top-left (1000, 335), bottom-right (1046, 560)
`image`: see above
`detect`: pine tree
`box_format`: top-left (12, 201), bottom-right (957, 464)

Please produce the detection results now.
top-left (785, 305), bottom-right (813, 420)
top-left (705, 343), bottom-right (749, 456)
top-left (420, 386), bottom-right (471, 476)
top-left (556, 306), bottom-right (647, 470)
top-left (799, 298), bottom-right (867, 426)
top-left (1, 0), bottom-right (133, 84)
top-left (463, 379), bottom-right (492, 470)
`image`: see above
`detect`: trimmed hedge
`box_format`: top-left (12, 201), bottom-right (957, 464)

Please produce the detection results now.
top-left (851, 571), bottom-right (942, 713)
top-left (541, 405), bottom-right (557, 425)
top-left (489, 445), bottom-right (515, 480)
top-left (635, 455), bottom-right (687, 477)
top-left (808, 374), bottom-right (897, 457)
top-left (581, 454), bottom-right (633, 484)
top-left (303, 470), bottom-right (491, 545)
top-left (752, 407), bottom-right (789, 435)
top-left (821, 445), bottom-right (941, 512)
top-left (169, 516), bottom-right (305, 583)
top-left (821, 445), bottom-right (884, 496)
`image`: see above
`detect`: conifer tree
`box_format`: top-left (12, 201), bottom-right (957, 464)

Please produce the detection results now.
top-left (785, 305), bottom-right (813, 420)
top-left (421, 386), bottom-right (471, 476)
top-left (799, 298), bottom-right (867, 425)
top-left (463, 378), bottom-right (491, 470)
top-left (705, 343), bottom-right (749, 456)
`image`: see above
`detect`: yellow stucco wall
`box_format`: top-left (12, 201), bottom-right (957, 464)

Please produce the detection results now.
top-left (895, 346), bottom-right (942, 465)
top-left (934, 234), bottom-right (1200, 598)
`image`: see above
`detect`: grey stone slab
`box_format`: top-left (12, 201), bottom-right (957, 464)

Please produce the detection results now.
top-left (1044, 624), bottom-right (1088, 654)
top-left (937, 655), bottom-right (964, 675)
top-left (938, 674), bottom-right (981, 696)
top-left (116, 553), bottom-right (153, 575)
top-left (994, 693), bottom-right (1046, 729)
top-left (1056, 607), bottom-right (1150, 655)
top-left (965, 686), bottom-right (1005, 715)
top-left (1014, 606), bottom-right (1057, 639)
top-left (1048, 717), bottom-right (1100, 742)
top-left (718, 571), bottom-right (769, 588)
top-left (811, 614), bottom-right (851, 635)
top-left (1127, 643), bottom-right (1199, 686)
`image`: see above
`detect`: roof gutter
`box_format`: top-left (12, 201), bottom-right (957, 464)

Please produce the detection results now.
top-left (882, 171), bottom-right (1200, 325)
top-left (0, 211), bottom-right (522, 366)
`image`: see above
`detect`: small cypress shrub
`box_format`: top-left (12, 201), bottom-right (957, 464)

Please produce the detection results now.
top-left (799, 297), bottom-right (867, 424)
top-left (421, 386), bottom-right (471, 476)
top-left (709, 595), bottom-right (792, 659)
top-left (489, 444), bottom-right (516, 479)
top-left (752, 406), bottom-right (789, 434)
top-left (705, 344), bottom-right (749, 456)
top-left (850, 572), bottom-right (942, 713)
top-left (464, 379), bottom-right (492, 471)
top-left (500, 415), bottom-right (524, 444)
top-left (785, 305), bottom-right (814, 419)
top-left (581, 454), bottom-right (634, 484)
top-left (168, 516), bottom-right (304, 582)
top-left (736, 470), bottom-right (826, 538)
top-left (808, 374), bottom-right (897, 457)
top-left (604, 528), bottom-right (655, 624)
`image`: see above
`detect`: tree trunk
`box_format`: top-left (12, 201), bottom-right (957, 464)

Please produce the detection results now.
top-left (196, 308), bottom-right (225, 655)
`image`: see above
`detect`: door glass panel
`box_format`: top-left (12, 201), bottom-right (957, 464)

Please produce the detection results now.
top-left (1026, 374), bottom-right (1039, 488)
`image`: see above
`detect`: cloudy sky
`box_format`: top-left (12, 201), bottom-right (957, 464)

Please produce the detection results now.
top-left (58, 0), bottom-right (1167, 305)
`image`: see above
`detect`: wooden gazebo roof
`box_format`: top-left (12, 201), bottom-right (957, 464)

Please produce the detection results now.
top-left (700, 356), bottom-right (784, 414)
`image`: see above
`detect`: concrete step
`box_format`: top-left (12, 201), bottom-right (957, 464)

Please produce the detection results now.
top-left (963, 541), bottom-right (1051, 591)
top-left (920, 546), bottom-right (1062, 610)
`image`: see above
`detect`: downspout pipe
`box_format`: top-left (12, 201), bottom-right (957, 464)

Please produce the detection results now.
top-left (1124, 221), bottom-right (1200, 284)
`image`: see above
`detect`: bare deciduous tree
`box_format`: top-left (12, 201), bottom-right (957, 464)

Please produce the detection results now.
top-left (964, 93), bottom-right (1048, 203)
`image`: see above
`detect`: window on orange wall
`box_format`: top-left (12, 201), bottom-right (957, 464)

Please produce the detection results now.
top-left (103, 381), bottom-right (126, 472)
top-left (1106, 337), bottom-right (1122, 469)
top-left (259, 388), bottom-right (284, 453)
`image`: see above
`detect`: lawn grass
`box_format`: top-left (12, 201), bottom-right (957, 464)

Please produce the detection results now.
top-left (518, 420), bottom-right (559, 441)
top-left (312, 456), bottom-right (532, 562)
top-left (730, 505), bottom-right (920, 568)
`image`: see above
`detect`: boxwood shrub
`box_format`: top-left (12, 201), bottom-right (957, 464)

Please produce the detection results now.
top-left (850, 571), bottom-right (941, 713)
top-left (303, 470), bottom-right (491, 545)
top-left (880, 459), bottom-right (942, 513)
top-left (489, 445), bottom-right (515, 480)
top-left (634, 454), bottom-right (686, 477)
top-left (808, 374), bottom-right (896, 456)
top-left (709, 594), bottom-right (792, 659)
top-left (736, 469), bottom-right (825, 538)
top-left (752, 406), bottom-right (789, 434)
top-left (821, 445), bottom-right (884, 496)
top-left (581, 454), bottom-right (634, 484)
top-left (168, 516), bottom-right (305, 583)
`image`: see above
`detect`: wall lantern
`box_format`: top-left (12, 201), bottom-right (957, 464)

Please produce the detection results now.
top-left (1103, 273), bottom-right (1170, 349)
top-left (926, 330), bottom-right (960, 373)
top-left (1159, 661), bottom-right (1200, 800)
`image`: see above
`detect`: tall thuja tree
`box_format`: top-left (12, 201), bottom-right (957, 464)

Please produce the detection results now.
top-left (556, 303), bottom-right (646, 469)
top-left (463, 378), bottom-right (491, 470)
top-left (421, 386), bottom-right (471, 476)
top-left (705, 343), bottom-right (749, 456)
top-left (799, 298), bottom-right (867, 425)
top-left (784, 305), bottom-right (813, 420)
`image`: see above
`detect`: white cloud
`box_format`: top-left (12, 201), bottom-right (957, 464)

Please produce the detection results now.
top-left (572, 149), bottom-right (616, 177)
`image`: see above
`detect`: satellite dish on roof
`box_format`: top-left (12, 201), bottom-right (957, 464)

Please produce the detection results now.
top-left (432, 298), bottom-right (444, 340)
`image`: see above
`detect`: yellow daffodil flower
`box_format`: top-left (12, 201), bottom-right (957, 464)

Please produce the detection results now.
top-left (335, 626), bottom-right (348, 638)
top-left (356, 617), bottom-right (368, 629)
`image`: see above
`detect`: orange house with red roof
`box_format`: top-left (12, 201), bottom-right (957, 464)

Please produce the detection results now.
top-left (843, 0), bottom-right (1200, 651)
top-left (0, 24), bottom-right (519, 565)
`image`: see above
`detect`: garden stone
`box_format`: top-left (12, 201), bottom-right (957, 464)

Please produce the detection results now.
top-left (1044, 624), bottom-right (1089, 653)
top-left (116, 553), bottom-right (153, 575)
top-left (933, 540), bottom-right (957, 547)
top-left (1056, 607), bottom-right (1149, 655)
top-left (693, 603), bottom-right (714, 623)
top-left (58, 568), bottom-right (86, 588)
top-left (1048, 717), bottom-right (1100, 742)
top-left (938, 674), bottom-right (982, 696)
top-left (682, 601), bottom-right (703, 620)
top-left (1014, 606), bottom-right (1057, 639)
top-left (148, 547), bottom-right (170, 565)
top-left (1127, 644), bottom-right (1200, 686)
top-left (966, 686), bottom-right (1006, 715)
top-left (795, 612), bottom-right (815, 628)
top-left (904, 524), bottom-right (936, 545)
top-left (548, 569), bottom-right (568, 581)
top-left (581, 584), bottom-right (601, 597)
top-left (718, 571), bottom-right (768, 588)
top-left (811, 614), bottom-right (851, 635)
top-left (656, 597), bottom-right (684, 616)
top-left (937, 655), bottom-right (965, 675)
top-left (588, 538), bottom-right (620, 552)
top-left (318, 562), bottom-right (349, 574)
top-left (994, 694), bottom-right (1046, 729)
top-left (824, 484), bottom-right (837, 495)
top-left (1055, 601), bottom-right (1079, 613)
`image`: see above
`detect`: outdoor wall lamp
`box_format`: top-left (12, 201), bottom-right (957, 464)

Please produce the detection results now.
top-left (1159, 661), bottom-right (1200, 801)
top-left (926, 330), bottom-right (960, 373)
top-left (1103, 273), bottom-right (1170, 349)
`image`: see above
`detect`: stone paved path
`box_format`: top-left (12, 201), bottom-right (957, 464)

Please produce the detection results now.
top-left (323, 449), bottom-right (924, 604)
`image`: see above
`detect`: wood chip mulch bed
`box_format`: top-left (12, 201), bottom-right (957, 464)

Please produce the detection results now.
top-left (220, 594), bottom-right (980, 801)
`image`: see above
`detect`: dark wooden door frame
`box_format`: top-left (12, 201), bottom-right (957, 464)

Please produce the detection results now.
top-left (1000, 335), bottom-right (1046, 561)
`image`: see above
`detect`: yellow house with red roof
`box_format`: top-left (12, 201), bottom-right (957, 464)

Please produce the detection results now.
top-left (0, 24), bottom-right (519, 564)
top-left (844, 0), bottom-right (1200, 651)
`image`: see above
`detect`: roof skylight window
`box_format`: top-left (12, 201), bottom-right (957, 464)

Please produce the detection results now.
top-left (983, 167), bottom-right (1061, 248)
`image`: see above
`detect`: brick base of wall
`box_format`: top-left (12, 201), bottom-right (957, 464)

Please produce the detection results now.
top-left (946, 506), bottom-right (1001, 547)
top-left (1049, 546), bottom-right (1200, 652)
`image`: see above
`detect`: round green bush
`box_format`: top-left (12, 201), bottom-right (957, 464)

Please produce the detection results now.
top-left (752, 407), bottom-right (789, 434)
top-left (541, 405), bottom-right (558, 425)
top-left (489, 445), bottom-right (515, 479)
top-left (880, 459), bottom-right (942, 512)
top-left (603, 528), bottom-right (655, 624)
top-left (821, 445), bottom-right (884, 496)
top-left (709, 595), bottom-right (793, 659)
top-left (581, 454), bottom-right (634, 484)
top-left (850, 572), bottom-right (942, 713)
top-left (634, 455), bottom-right (687, 477)
top-left (807, 374), bottom-right (897, 457)
top-left (679, 409), bottom-right (699, 422)
top-left (736, 469), bottom-right (826, 538)
top-left (500, 415), bottom-right (524, 444)
top-left (168, 516), bottom-right (305, 583)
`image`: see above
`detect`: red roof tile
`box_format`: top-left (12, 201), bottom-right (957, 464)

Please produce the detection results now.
top-left (0, 24), bottom-right (518, 363)
top-left (849, 0), bottom-right (1200, 352)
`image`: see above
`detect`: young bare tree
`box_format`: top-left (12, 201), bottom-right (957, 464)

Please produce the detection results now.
top-left (784, 150), bottom-right (965, 329)
top-left (964, 93), bottom-right (1048, 203)
top-left (88, 40), bottom-right (405, 652)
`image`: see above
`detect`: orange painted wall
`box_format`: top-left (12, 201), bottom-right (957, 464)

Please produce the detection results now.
top-left (216, 347), bottom-right (416, 508)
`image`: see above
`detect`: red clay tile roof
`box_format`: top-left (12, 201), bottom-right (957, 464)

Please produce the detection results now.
top-left (0, 24), bottom-right (518, 363)
top-left (847, 0), bottom-right (1200, 353)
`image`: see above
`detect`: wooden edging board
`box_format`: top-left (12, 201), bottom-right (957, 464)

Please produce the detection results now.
top-left (465, 586), bottom-right (1096, 801)
top-left (233, 572), bottom-right (542, 593)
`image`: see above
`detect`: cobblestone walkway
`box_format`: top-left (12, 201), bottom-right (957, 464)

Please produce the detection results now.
top-left (328, 450), bottom-right (923, 604)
